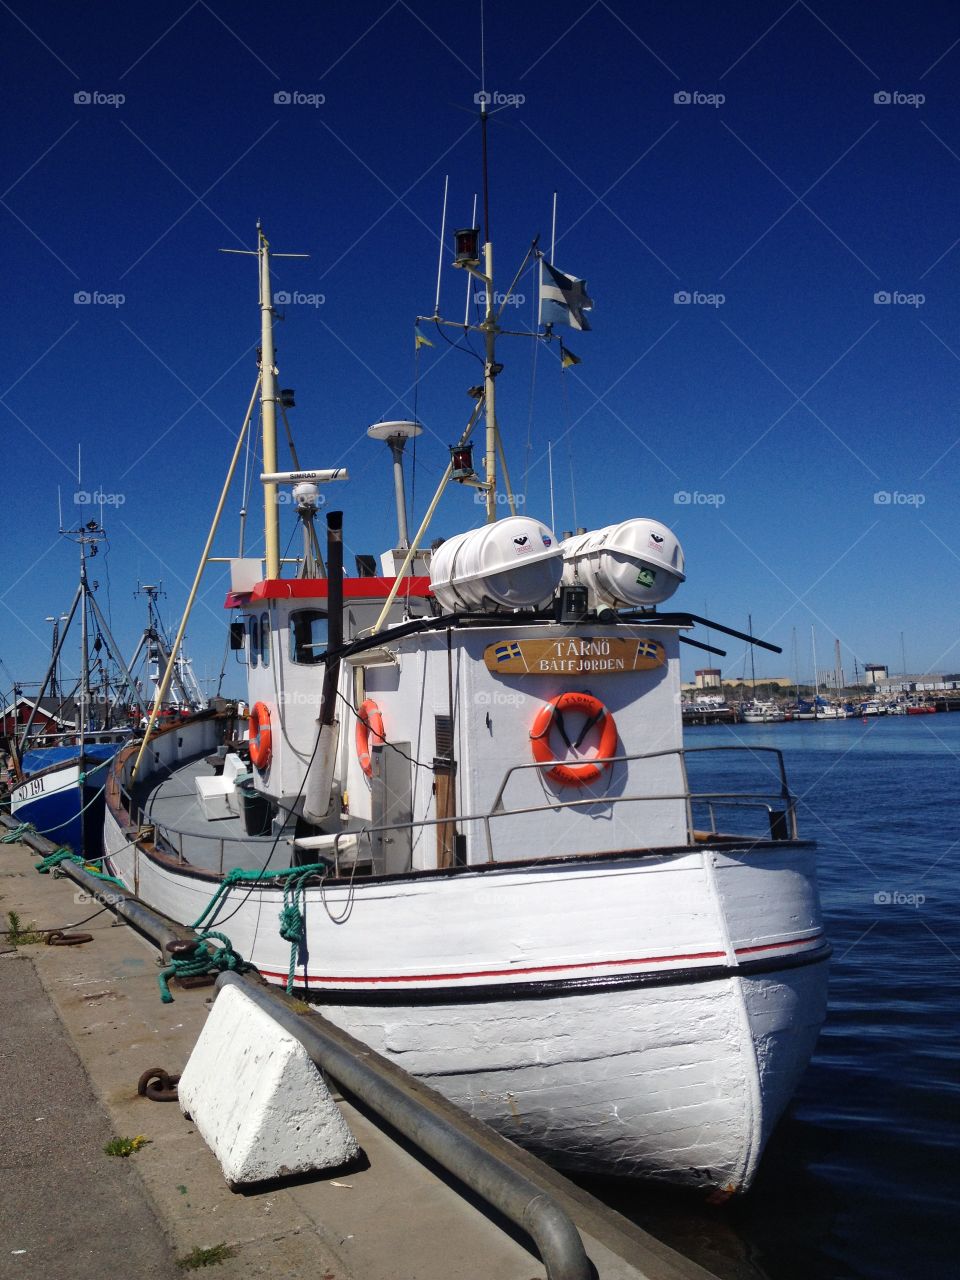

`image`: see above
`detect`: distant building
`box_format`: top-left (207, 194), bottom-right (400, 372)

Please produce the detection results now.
top-left (876, 674), bottom-right (960, 694)
top-left (864, 664), bottom-right (888, 687)
top-left (0, 695), bottom-right (76, 743)
top-left (694, 668), bottom-right (722, 690)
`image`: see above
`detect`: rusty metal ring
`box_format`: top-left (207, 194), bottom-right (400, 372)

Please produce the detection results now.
top-left (45, 930), bottom-right (94, 946)
top-left (137, 1067), bottom-right (181, 1102)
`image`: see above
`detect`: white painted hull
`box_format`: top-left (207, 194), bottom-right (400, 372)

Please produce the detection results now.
top-left (103, 793), bottom-right (829, 1192)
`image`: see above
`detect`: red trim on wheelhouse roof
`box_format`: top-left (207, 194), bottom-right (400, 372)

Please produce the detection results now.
top-left (224, 576), bottom-right (433, 609)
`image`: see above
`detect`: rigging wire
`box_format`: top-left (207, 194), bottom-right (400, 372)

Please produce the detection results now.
top-left (431, 316), bottom-right (484, 364)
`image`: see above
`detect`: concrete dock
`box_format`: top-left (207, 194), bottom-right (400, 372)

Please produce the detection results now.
top-left (0, 829), bottom-right (719, 1280)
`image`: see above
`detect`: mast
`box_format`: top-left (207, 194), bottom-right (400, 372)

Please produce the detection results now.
top-left (78, 533), bottom-right (89, 748)
top-left (480, 99), bottom-right (498, 523)
top-left (220, 226), bottom-right (309, 580)
top-left (258, 226), bottom-right (281, 579)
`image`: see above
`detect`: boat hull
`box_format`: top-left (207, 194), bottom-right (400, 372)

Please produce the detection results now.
top-left (11, 751), bottom-right (117, 855)
top-left (320, 960), bottom-right (826, 1189)
top-left (102, 786), bottom-right (829, 1193)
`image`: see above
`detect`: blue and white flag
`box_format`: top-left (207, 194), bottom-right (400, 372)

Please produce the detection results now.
top-left (539, 260), bottom-right (594, 331)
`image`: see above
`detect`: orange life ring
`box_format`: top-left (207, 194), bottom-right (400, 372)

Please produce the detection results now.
top-left (248, 701), bottom-right (272, 770)
top-left (355, 699), bottom-right (385, 777)
top-left (530, 691), bottom-right (618, 788)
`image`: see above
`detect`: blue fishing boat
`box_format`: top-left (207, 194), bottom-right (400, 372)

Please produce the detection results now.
top-left (9, 519), bottom-right (141, 855)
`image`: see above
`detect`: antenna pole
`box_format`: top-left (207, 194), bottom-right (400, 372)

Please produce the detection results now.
top-left (548, 440), bottom-right (555, 532)
top-left (259, 226), bottom-right (281, 579)
top-left (478, 100), bottom-right (499, 522)
top-left (550, 191), bottom-right (557, 261)
top-left (480, 101), bottom-right (491, 246)
top-left (464, 194), bottom-right (478, 326)
top-left (483, 234), bottom-right (497, 523)
top-left (434, 175), bottom-right (449, 316)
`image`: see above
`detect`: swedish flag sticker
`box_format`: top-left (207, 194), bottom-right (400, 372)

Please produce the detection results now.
top-left (637, 639), bottom-right (661, 661)
top-left (494, 641), bottom-right (523, 663)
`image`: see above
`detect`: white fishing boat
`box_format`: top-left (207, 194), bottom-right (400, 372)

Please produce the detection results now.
top-left (102, 120), bottom-right (829, 1195)
top-left (739, 699), bottom-right (785, 723)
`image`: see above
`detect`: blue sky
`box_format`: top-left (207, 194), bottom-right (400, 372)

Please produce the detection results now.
top-left (2, 0), bottom-right (959, 699)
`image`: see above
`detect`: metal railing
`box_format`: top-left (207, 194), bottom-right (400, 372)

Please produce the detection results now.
top-left (117, 743), bottom-right (799, 879)
top-left (323, 743), bottom-right (798, 874)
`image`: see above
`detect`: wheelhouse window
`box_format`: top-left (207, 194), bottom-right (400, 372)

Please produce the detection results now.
top-left (289, 610), bottom-right (328, 665)
top-left (260, 612), bottom-right (271, 669)
top-left (248, 616), bottom-right (259, 667)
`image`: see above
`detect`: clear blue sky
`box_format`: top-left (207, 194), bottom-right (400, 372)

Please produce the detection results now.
top-left (2, 0), bottom-right (959, 699)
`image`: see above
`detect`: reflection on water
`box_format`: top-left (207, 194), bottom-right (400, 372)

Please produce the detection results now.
top-left (583, 717), bottom-right (960, 1280)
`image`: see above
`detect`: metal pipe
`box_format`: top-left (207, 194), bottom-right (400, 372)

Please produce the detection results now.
top-left (215, 971), bottom-right (591, 1280)
top-left (389, 438), bottom-right (410, 548)
top-left (0, 814), bottom-right (196, 954)
top-left (320, 512), bottom-right (343, 727)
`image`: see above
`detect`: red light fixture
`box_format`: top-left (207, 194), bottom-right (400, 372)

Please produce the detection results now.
top-left (450, 443), bottom-right (475, 479)
top-left (453, 227), bottom-right (480, 266)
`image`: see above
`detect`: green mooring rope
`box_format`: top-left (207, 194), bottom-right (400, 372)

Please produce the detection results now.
top-left (188, 859), bottom-right (331, 994)
top-left (157, 930), bottom-right (249, 1003)
top-left (1, 822), bottom-right (35, 843)
top-left (34, 848), bottom-right (126, 888)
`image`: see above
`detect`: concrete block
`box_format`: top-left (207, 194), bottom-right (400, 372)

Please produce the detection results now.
top-left (178, 983), bottom-right (359, 1186)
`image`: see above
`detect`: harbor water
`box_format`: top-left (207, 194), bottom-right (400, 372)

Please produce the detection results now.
top-left (587, 716), bottom-right (960, 1280)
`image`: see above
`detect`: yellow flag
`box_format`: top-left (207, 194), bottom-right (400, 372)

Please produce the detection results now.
top-left (415, 331), bottom-right (434, 350)
top-left (560, 342), bottom-right (580, 369)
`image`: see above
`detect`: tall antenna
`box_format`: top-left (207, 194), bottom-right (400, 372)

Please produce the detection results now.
top-left (433, 175), bottom-right (449, 316)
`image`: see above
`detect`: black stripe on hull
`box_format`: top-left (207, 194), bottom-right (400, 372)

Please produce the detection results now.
top-left (289, 940), bottom-right (833, 1008)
